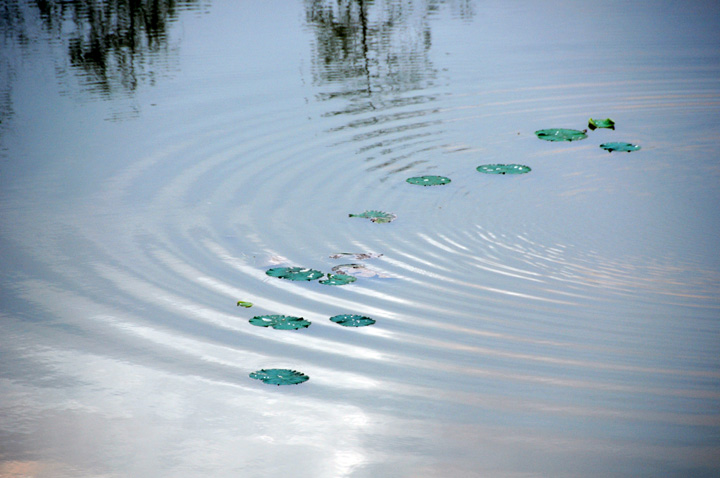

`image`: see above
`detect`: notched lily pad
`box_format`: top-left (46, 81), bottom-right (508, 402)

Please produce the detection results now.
top-left (406, 175), bottom-right (451, 186)
top-left (319, 273), bottom-right (357, 285)
top-left (266, 267), bottom-right (324, 281)
top-left (250, 368), bottom-right (309, 386)
top-left (249, 315), bottom-right (311, 330)
top-left (535, 128), bottom-right (588, 142)
top-left (588, 118), bottom-right (615, 130)
top-left (329, 252), bottom-right (383, 260)
top-left (330, 314), bottom-right (376, 327)
top-left (237, 301), bottom-right (253, 308)
top-left (349, 210), bottom-right (397, 223)
top-left (476, 164), bottom-right (531, 175)
top-left (600, 142), bottom-right (641, 153)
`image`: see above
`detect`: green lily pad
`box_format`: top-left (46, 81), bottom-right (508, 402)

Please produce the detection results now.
top-left (237, 301), bottom-right (253, 308)
top-left (330, 314), bottom-right (376, 327)
top-left (329, 252), bottom-right (383, 260)
top-left (250, 368), bottom-right (309, 386)
top-left (349, 210), bottom-right (397, 223)
top-left (249, 315), bottom-right (311, 330)
top-left (588, 118), bottom-right (615, 130)
top-left (600, 142), bottom-right (641, 153)
top-left (266, 267), bottom-right (324, 281)
top-left (476, 164), bottom-right (531, 175)
top-left (406, 175), bottom-right (451, 186)
top-left (319, 273), bottom-right (357, 285)
top-left (535, 128), bottom-right (588, 142)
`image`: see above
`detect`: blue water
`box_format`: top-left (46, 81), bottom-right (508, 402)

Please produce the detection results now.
top-left (1, 1), bottom-right (719, 477)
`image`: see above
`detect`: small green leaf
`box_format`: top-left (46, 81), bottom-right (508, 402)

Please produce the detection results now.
top-left (588, 118), bottom-right (615, 130)
top-left (266, 267), bottom-right (324, 281)
top-left (319, 273), bottom-right (357, 286)
top-left (535, 128), bottom-right (588, 142)
top-left (250, 368), bottom-right (309, 386)
top-left (249, 315), bottom-right (311, 330)
top-left (349, 210), bottom-right (397, 223)
top-left (476, 164), bottom-right (531, 175)
top-left (329, 314), bottom-right (376, 327)
top-left (406, 175), bottom-right (452, 186)
top-left (599, 142), bottom-right (641, 153)
top-left (237, 301), bottom-right (253, 308)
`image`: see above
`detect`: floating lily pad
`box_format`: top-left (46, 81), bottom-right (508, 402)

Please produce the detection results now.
top-left (588, 118), bottom-right (615, 130)
top-left (535, 128), bottom-right (588, 142)
top-left (476, 164), bottom-right (531, 175)
top-left (349, 210), bottom-right (397, 223)
top-left (406, 175), bottom-right (451, 186)
top-left (266, 267), bottom-right (324, 281)
top-left (249, 368), bottom-right (309, 386)
top-left (237, 301), bottom-right (253, 308)
top-left (600, 142), bottom-right (641, 153)
top-left (330, 314), bottom-right (376, 327)
top-left (329, 252), bottom-right (383, 260)
top-left (249, 315), bottom-right (311, 330)
top-left (319, 273), bottom-right (357, 285)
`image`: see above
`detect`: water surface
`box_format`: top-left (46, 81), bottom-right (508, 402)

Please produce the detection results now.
top-left (1, 1), bottom-right (719, 477)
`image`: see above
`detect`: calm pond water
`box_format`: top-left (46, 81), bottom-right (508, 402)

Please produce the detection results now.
top-left (1, 1), bottom-right (720, 477)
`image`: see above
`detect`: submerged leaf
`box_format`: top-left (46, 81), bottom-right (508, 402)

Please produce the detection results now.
top-left (237, 301), bottom-right (253, 308)
top-left (249, 315), bottom-right (311, 330)
top-left (319, 273), bottom-right (357, 285)
top-left (332, 263), bottom-right (391, 279)
top-left (329, 252), bottom-right (383, 260)
top-left (476, 164), bottom-right (531, 175)
top-left (535, 128), bottom-right (588, 142)
top-left (266, 267), bottom-right (324, 281)
top-left (349, 210), bottom-right (397, 223)
top-left (599, 142), bottom-right (641, 153)
top-left (588, 118), bottom-right (615, 130)
top-left (250, 368), bottom-right (309, 386)
top-left (406, 175), bottom-right (452, 186)
top-left (329, 314), bottom-right (376, 327)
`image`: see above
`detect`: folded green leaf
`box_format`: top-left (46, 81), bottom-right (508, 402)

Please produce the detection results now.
top-left (237, 301), bottom-right (253, 308)
top-left (250, 368), bottom-right (309, 385)
top-left (588, 118), bottom-right (615, 130)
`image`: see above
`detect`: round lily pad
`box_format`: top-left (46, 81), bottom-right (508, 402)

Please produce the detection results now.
top-left (599, 142), bottom-right (641, 153)
top-left (250, 368), bottom-right (309, 386)
top-left (406, 175), bottom-right (451, 186)
top-left (330, 314), bottom-right (376, 327)
top-left (349, 210), bottom-right (397, 223)
top-left (535, 128), bottom-right (588, 142)
top-left (319, 273), bottom-right (357, 285)
top-left (476, 164), bottom-right (531, 175)
top-left (266, 267), bottom-right (323, 281)
top-left (249, 315), bottom-right (311, 330)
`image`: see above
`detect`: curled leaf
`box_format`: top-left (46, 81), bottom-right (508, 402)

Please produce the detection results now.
top-left (237, 301), bottom-right (253, 308)
top-left (319, 273), bottom-right (357, 285)
top-left (588, 118), bottom-right (615, 130)
top-left (406, 175), bottom-right (451, 186)
top-left (329, 314), bottom-right (376, 327)
top-left (476, 164), bottom-right (531, 175)
top-left (249, 315), bottom-right (311, 330)
top-left (266, 267), bottom-right (323, 281)
top-left (535, 128), bottom-right (588, 142)
top-left (349, 210), bottom-right (397, 223)
top-left (600, 142), bottom-right (641, 153)
top-left (250, 368), bottom-right (309, 386)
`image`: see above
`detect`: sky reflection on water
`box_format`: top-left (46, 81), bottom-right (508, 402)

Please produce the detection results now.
top-left (1, 1), bottom-right (720, 477)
